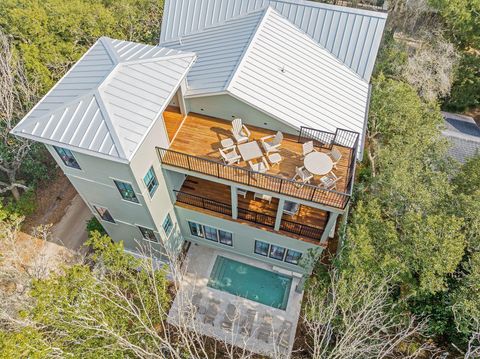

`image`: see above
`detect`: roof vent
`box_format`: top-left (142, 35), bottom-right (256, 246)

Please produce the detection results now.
top-left (280, 64), bottom-right (286, 73)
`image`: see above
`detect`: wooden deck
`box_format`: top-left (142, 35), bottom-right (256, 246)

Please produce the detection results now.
top-left (162, 111), bottom-right (354, 210)
top-left (177, 176), bottom-right (328, 245)
top-left (164, 106), bottom-right (184, 141)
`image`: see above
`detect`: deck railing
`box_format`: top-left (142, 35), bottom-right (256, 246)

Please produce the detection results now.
top-left (159, 127), bottom-right (359, 210)
top-left (174, 191), bottom-right (324, 240)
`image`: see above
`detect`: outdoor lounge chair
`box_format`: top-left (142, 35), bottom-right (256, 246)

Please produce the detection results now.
top-left (257, 313), bottom-right (273, 343)
top-left (240, 309), bottom-right (256, 336)
top-left (203, 300), bottom-right (220, 326)
top-left (248, 157), bottom-right (270, 173)
top-left (319, 172), bottom-right (342, 190)
top-left (267, 152), bottom-right (282, 167)
top-left (219, 146), bottom-right (241, 165)
top-left (302, 141), bottom-right (317, 158)
top-left (221, 303), bottom-right (239, 331)
top-left (231, 118), bottom-right (251, 144)
top-left (327, 147), bottom-right (342, 169)
top-left (277, 320), bottom-right (293, 349)
top-left (292, 166), bottom-right (313, 185)
top-left (260, 131), bottom-right (283, 154)
top-left (283, 200), bottom-right (300, 217)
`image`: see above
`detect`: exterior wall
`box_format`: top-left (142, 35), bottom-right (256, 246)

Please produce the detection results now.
top-left (175, 206), bottom-right (322, 275)
top-left (45, 145), bottom-right (162, 253)
top-left (186, 94), bottom-right (298, 136)
top-left (128, 109), bottom-right (185, 255)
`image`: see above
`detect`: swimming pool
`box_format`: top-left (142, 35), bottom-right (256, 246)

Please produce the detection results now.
top-left (208, 256), bottom-right (292, 310)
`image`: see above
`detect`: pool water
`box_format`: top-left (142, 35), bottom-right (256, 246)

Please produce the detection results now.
top-left (208, 256), bottom-right (292, 310)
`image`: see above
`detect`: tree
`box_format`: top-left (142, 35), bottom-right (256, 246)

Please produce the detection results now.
top-left (0, 31), bottom-right (40, 200)
top-left (303, 269), bottom-right (433, 359)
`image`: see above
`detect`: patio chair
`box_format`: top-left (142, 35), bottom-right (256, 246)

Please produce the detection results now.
top-left (231, 118), bottom-right (251, 144)
top-left (319, 172), bottom-right (342, 190)
top-left (203, 300), bottom-right (220, 326)
top-left (277, 320), bottom-right (293, 350)
top-left (283, 200), bottom-right (300, 217)
top-left (327, 147), bottom-right (342, 169)
top-left (260, 131), bottom-right (283, 154)
top-left (219, 146), bottom-right (241, 165)
top-left (240, 309), bottom-right (256, 336)
top-left (257, 313), bottom-right (273, 343)
top-left (302, 141), bottom-right (317, 158)
top-left (221, 303), bottom-right (238, 331)
top-left (267, 152), bottom-right (282, 167)
top-left (248, 157), bottom-right (270, 173)
top-left (292, 166), bottom-right (313, 185)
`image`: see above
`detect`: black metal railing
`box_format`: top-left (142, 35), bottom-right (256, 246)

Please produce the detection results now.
top-left (174, 190), bottom-right (324, 241)
top-left (238, 207), bottom-right (276, 228)
top-left (159, 149), bottom-right (350, 209)
top-left (174, 191), bottom-right (232, 216)
top-left (280, 219), bottom-right (324, 240)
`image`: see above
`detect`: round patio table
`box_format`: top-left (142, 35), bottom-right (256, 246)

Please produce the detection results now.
top-left (304, 152), bottom-right (333, 176)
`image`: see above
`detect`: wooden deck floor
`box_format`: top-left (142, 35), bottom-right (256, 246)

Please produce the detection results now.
top-left (177, 176), bottom-right (328, 245)
top-left (164, 106), bottom-right (184, 142)
top-left (164, 111), bottom-right (353, 195)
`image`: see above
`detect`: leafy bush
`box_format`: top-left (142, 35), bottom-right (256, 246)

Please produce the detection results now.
top-left (4, 189), bottom-right (37, 216)
top-left (86, 216), bottom-right (106, 237)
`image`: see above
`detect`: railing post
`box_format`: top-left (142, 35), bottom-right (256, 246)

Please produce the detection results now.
top-left (320, 212), bottom-right (339, 244)
top-left (186, 154), bottom-right (191, 171)
top-left (274, 198), bottom-right (285, 231)
top-left (231, 186), bottom-right (238, 220)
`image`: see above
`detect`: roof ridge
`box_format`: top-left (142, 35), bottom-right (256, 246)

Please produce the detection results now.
top-left (225, 7), bottom-right (272, 91)
top-left (121, 51), bottom-right (197, 66)
top-left (99, 37), bottom-right (122, 64)
top-left (161, 6), bottom-right (269, 46)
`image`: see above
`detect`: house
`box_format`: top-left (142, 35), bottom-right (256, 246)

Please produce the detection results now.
top-left (12, 0), bottom-right (386, 355)
top-left (442, 112), bottom-right (480, 163)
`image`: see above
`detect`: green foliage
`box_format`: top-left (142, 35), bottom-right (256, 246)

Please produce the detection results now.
top-left (443, 53), bottom-right (480, 111)
top-left (0, 326), bottom-right (51, 358)
top-left (17, 232), bottom-right (170, 357)
top-left (372, 32), bottom-right (408, 79)
top-left (86, 216), bottom-right (106, 237)
top-left (429, 0), bottom-right (480, 49)
top-left (0, 0), bottom-right (164, 92)
top-left (4, 188), bottom-right (37, 216)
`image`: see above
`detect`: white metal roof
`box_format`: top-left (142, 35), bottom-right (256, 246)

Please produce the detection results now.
top-left (162, 9), bottom-right (265, 96)
top-left (228, 8), bottom-right (370, 138)
top-left (12, 37), bottom-right (196, 161)
top-left (160, 0), bottom-right (387, 81)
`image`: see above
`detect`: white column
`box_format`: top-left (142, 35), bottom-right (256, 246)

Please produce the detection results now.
top-left (320, 212), bottom-right (339, 243)
top-left (274, 198), bottom-right (285, 231)
top-left (231, 186), bottom-right (238, 219)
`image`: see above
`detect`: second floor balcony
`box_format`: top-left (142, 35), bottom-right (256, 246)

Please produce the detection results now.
top-left (159, 109), bottom-right (359, 210)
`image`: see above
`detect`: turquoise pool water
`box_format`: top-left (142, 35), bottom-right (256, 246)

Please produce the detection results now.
top-left (208, 256), bottom-right (292, 310)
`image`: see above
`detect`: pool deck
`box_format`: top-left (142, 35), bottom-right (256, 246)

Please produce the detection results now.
top-left (167, 244), bottom-right (304, 358)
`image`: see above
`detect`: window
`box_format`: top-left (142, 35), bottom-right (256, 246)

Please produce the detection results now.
top-left (94, 206), bottom-right (115, 223)
top-left (254, 240), bottom-right (269, 257)
top-left (114, 180), bottom-right (138, 203)
top-left (219, 230), bottom-right (233, 246)
top-left (162, 214), bottom-right (173, 237)
top-left (204, 225), bottom-right (218, 242)
top-left (54, 146), bottom-right (81, 169)
top-left (269, 244), bottom-right (286, 261)
top-left (189, 221), bottom-right (204, 238)
top-left (285, 249), bottom-right (302, 265)
top-left (187, 221), bottom-right (232, 246)
top-left (143, 167), bottom-right (158, 197)
top-left (139, 226), bottom-right (157, 242)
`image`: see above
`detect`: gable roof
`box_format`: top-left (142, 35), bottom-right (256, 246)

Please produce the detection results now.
top-left (165, 7), bottom-right (370, 140)
top-left (12, 37), bottom-right (196, 161)
top-left (160, 0), bottom-right (387, 81)
top-left (162, 9), bottom-right (265, 96)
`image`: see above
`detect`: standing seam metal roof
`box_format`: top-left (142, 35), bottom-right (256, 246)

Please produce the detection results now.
top-left (12, 37), bottom-right (196, 161)
top-left (160, 0), bottom-right (387, 81)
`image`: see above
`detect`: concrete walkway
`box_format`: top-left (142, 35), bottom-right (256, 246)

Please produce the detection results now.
top-left (50, 195), bottom-right (91, 253)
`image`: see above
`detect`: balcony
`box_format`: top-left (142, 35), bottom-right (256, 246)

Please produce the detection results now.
top-left (174, 176), bottom-right (329, 245)
top-left (159, 110), bottom-right (358, 210)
